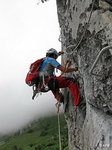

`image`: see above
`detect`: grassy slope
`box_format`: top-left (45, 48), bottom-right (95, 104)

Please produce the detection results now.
top-left (0, 114), bottom-right (68, 150)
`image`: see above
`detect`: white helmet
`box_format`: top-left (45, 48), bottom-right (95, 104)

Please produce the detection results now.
top-left (46, 48), bottom-right (58, 57)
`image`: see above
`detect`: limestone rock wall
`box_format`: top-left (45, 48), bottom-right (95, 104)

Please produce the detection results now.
top-left (56, 0), bottom-right (112, 149)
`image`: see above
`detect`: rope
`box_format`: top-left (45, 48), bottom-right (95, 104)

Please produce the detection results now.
top-left (65, 0), bottom-right (96, 56)
top-left (55, 101), bottom-right (61, 113)
top-left (60, 60), bottom-right (71, 76)
top-left (55, 90), bottom-right (62, 150)
top-left (57, 112), bottom-right (62, 150)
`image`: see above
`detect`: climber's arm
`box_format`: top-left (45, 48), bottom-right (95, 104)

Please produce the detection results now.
top-left (58, 51), bottom-right (64, 56)
top-left (57, 65), bottom-right (78, 73)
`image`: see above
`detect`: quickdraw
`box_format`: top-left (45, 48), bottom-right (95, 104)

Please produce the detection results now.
top-left (32, 75), bottom-right (49, 100)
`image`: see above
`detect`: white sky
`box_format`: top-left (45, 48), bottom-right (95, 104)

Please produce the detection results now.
top-left (0, 0), bottom-right (62, 134)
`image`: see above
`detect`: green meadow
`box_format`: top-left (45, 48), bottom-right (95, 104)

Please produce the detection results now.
top-left (0, 114), bottom-right (68, 150)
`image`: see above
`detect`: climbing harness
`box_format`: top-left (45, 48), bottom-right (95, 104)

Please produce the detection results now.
top-left (89, 45), bottom-right (112, 76)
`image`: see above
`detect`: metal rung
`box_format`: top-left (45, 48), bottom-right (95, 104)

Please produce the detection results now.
top-left (89, 46), bottom-right (112, 76)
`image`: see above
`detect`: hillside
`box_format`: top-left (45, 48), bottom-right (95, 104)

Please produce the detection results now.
top-left (0, 113), bottom-right (68, 150)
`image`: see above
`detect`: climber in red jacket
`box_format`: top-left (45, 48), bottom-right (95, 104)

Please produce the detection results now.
top-left (39, 48), bottom-right (81, 106)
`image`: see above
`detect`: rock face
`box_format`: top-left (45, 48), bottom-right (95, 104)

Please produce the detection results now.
top-left (56, 0), bottom-right (112, 149)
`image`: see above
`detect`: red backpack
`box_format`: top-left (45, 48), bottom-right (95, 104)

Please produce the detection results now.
top-left (25, 58), bottom-right (44, 86)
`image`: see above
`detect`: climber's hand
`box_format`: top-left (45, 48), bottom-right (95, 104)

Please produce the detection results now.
top-left (75, 67), bottom-right (78, 71)
top-left (58, 51), bottom-right (64, 56)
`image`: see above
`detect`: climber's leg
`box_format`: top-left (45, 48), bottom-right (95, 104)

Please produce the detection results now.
top-left (56, 76), bottom-right (81, 105)
top-left (51, 89), bottom-right (64, 103)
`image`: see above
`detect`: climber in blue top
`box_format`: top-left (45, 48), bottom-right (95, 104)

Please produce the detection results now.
top-left (39, 57), bottom-right (60, 76)
top-left (39, 48), bottom-right (81, 105)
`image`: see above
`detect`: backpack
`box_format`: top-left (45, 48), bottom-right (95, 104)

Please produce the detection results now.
top-left (25, 58), bottom-right (44, 86)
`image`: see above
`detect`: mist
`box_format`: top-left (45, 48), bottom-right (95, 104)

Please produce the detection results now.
top-left (0, 0), bottom-right (62, 135)
top-left (0, 83), bottom-right (63, 135)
